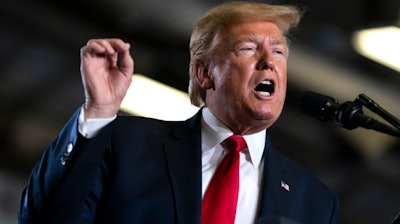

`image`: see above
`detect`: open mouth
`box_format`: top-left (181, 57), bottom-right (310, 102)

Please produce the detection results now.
top-left (254, 80), bottom-right (275, 96)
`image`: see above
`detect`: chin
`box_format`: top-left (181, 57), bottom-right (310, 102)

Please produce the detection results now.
top-left (252, 110), bottom-right (276, 121)
top-left (256, 107), bottom-right (282, 122)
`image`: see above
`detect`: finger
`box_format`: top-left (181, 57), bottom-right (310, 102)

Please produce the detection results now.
top-left (95, 40), bottom-right (116, 55)
top-left (104, 39), bottom-right (129, 68)
top-left (118, 47), bottom-right (134, 76)
top-left (102, 39), bottom-right (132, 73)
top-left (106, 38), bottom-right (131, 53)
top-left (83, 39), bottom-right (117, 55)
top-left (84, 38), bottom-right (130, 55)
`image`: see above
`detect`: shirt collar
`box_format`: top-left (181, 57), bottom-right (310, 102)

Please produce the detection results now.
top-left (201, 107), bottom-right (266, 168)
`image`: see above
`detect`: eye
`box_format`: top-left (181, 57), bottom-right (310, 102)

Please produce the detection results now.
top-left (236, 43), bottom-right (257, 57)
top-left (271, 46), bottom-right (286, 57)
top-left (241, 47), bottom-right (255, 51)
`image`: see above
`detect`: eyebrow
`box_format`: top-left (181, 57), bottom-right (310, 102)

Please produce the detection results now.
top-left (235, 35), bottom-right (286, 46)
top-left (266, 35), bottom-right (287, 46)
top-left (270, 37), bottom-right (286, 45)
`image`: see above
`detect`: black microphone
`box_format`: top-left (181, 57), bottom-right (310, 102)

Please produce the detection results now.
top-left (299, 91), bottom-right (400, 137)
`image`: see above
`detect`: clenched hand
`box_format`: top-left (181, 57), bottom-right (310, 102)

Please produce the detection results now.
top-left (80, 38), bottom-right (134, 119)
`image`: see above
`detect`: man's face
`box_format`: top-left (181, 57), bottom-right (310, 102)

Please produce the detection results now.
top-left (204, 20), bottom-right (288, 135)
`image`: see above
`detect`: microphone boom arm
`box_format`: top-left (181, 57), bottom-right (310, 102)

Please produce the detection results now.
top-left (337, 94), bottom-right (400, 138)
top-left (356, 94), bottom-right (400, 130)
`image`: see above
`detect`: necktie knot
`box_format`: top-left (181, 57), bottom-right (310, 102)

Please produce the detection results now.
top-left (223, 135), bottom-right (247, 153)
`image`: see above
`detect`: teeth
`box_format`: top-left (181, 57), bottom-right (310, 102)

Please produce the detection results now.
top-left (255, 79), bottom-right (273, 96)
top-left (260, 91), bottom-right (271, 96)
top-left (260, 80), bottom-right (272, 85)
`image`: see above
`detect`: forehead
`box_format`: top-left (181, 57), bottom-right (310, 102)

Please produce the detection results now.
top-left (218, 20), bottom-right (286, 45)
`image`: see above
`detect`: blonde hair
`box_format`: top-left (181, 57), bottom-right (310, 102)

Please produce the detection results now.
top-left (188, 1), bottom-right (303, 107)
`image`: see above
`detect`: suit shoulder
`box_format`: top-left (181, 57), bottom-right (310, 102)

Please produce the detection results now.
top-left (109, 115), bottom-right (200, 139)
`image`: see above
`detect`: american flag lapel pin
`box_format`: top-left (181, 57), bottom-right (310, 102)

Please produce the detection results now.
top-left (280, 180), bottom-right (290, 192)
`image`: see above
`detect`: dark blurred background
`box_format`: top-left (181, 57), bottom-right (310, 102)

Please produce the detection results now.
top-left (1, 0), bottom-right (399, 223)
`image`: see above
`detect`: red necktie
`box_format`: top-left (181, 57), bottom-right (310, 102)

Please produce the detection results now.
top-left (201, 135), bottom-right (248, 224)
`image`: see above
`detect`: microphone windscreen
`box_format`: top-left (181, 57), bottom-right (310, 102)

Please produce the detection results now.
top-left (300, 91), bottom-right (326, 118)
top-left (299, 91), bottom-right (336, 121)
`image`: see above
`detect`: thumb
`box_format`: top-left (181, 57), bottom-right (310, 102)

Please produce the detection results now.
top-left (119, 44), bottom-right (134, 76)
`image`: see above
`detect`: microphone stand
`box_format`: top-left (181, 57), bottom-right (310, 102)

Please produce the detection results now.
top-left (357, 95), bottom-right (400, 224)
top-left (336, 94), bottom-right (400, 138)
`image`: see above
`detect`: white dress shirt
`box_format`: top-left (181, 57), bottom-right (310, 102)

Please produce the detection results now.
top-left (78, 107), bottom-right (266, 224)
top-left (201, 107), bottom-right (265, 224)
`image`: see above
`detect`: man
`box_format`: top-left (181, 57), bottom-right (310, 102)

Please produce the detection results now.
top-left (18, 1), bottom-right (340, 224)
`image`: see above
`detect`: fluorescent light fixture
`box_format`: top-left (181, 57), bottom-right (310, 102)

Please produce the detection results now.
top-left (352, 26), bottom-right (400, 72)
top-left (120, 74), bottom-right (199, 121)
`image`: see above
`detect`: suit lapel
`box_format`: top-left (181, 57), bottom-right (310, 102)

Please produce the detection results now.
top-left (257, 133), bottom-right (293, 219)
top-left (163, 111), bottom-right (203, 224)
top-left (162, 113), bottom-right (295, 223)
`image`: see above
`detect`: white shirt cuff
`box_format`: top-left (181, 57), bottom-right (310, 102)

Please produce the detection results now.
top-left (78, 106), bottom-right (116, 139)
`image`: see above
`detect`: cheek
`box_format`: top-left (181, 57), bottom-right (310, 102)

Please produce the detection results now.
top-left (210, 60), bottom-right (242, 86)
top-left (209, 58), bottom-right (230, 79)
top-left (276, 61), bottom-right (287, 83)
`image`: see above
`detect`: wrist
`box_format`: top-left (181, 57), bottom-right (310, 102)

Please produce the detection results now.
top-left (83, 103), bottom-right (118, 120)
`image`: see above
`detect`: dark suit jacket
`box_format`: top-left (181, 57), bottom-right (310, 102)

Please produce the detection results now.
top-left (18, 108), bottom-right (339, 224)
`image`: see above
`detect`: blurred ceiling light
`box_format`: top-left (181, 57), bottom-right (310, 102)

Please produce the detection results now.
top-left (120, 74), bottom-right (199, 120)
top-left (352, 26), bottom-right (400, 72)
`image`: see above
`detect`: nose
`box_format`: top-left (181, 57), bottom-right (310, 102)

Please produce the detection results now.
top-left (256, 48), bottom-right (275, 70)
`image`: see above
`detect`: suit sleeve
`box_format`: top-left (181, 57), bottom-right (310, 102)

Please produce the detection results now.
top-left (18, 108), bottom-right (112, 224)
top-left (330, 193), bottom-right (340, 224)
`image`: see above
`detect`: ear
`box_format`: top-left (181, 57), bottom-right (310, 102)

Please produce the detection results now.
top-left (194, 62), bottom-right (214, 89)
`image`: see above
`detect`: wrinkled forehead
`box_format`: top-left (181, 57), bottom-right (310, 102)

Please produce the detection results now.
top-left (213, 20), bottom-right (287, 48)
